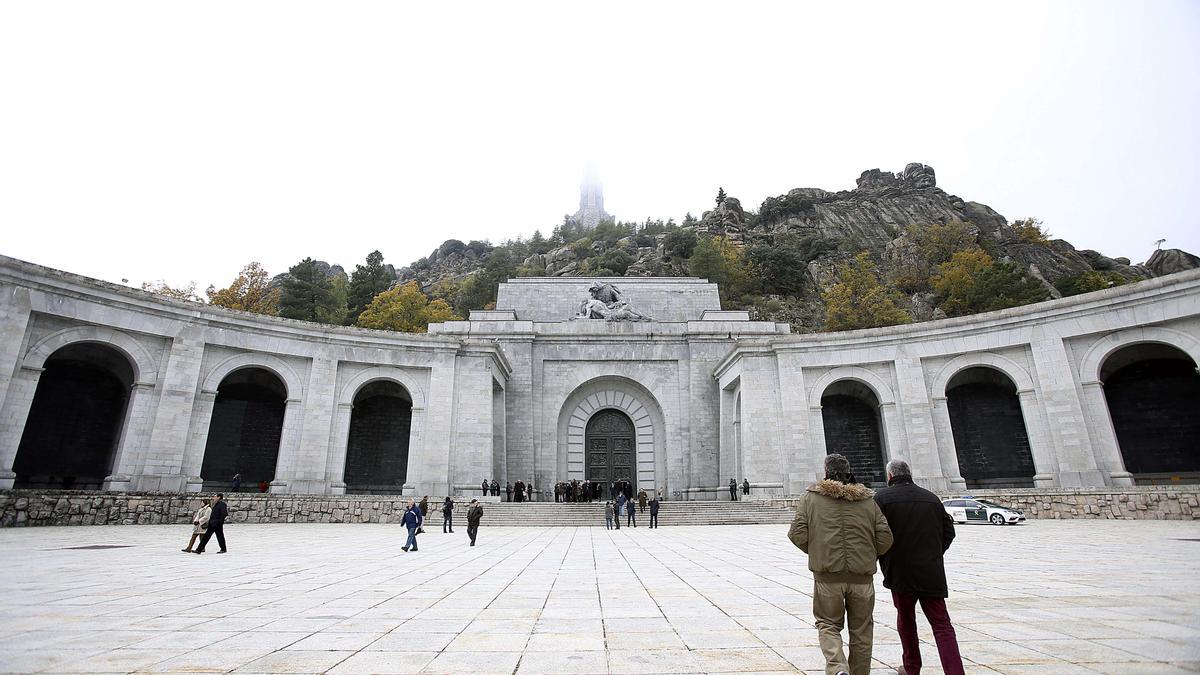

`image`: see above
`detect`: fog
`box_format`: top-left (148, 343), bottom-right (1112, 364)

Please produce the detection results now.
top-left (1, 1), bottom-right (1197, 290)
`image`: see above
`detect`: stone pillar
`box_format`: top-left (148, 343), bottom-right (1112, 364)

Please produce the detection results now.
top-left (0, 286), bottom-right (32, 424)
top-left (268, 398), bottom-right (304, 493)
top-left (0, 366), bottom-right (41, 489)
top-left (135, 330), bottom-right (206, 492)
top-left (892, 355), bottom-right (948, 490)
top-left (776, 353), bottom-right (817, 494)
top-left (1079, 380), bottom-right (1134, 486)
top-left (286, 356), bottom-right (338, 494)
top-left (1029, 336), bottom-right (1105, 486)
top-left (407, 352), bottom-right (455, 497)
top-left (737, 355), bottom-right (784, 496)
top-left (180, 390), bottom-right (217, 491)
top-left (326, 402), bottom-right (354, 495)
top-left (1016, 389), bottom-right (1058, 488)
top-left (929, 396), bottom-right (967, 492)
top-left (104, 381), bottom-right (158, 491)
top-left (806, 404), bottom-right (828, 485)
top-left (878, 401), bottom-right (905, 464)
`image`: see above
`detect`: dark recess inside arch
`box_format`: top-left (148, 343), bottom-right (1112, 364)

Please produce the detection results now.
top-left (14, 342), bottom-right (135, 490)
top-left (946, 367), bottom-right (1035, 488)
top-left (201, 367), bottom-right (286, 490)
top-left (344, 380), bottom-right (413, 494)
top-left (821, 380), bottom-right (886, 486)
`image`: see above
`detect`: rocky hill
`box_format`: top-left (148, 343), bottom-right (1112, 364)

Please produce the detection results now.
top-left (389, 163), bottom-right (1198, 330)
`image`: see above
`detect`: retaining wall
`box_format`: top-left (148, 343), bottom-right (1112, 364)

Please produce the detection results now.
top-left (1, 486), bottom-right (1197, 527)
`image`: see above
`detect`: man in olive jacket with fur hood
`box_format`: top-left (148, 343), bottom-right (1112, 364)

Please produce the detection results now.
top-left (789, 454), bottom-right (893, 675)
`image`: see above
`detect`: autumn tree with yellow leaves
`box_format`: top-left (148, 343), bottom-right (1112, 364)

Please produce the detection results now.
top-left (356, 281), bottom-right (458, 333)
top-left (206, 262), bottom-right (280, 315)
top-left (822, 252), bottom-right (912, 331)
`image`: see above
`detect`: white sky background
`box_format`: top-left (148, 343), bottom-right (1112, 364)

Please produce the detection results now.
top-left (1, 1), bottom-right (1197, 291)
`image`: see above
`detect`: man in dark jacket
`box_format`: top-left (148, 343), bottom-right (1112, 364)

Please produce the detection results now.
top-left (728, 478), bottom-right (738, 501)
top-left (874, 459), bottom-right (964, 675)
top-left (466, 499), bottom-right (483, 546)
top-left (401, 499), bottom-right (423, 552)
top-left (491, 479), bottom-right (499, 497)
top-left (481, 478), bottom-right (489, 496)
top-left (442, 496), bottom-right (454, 533)
top-left (648, 496), bottom-right (660, 528)
top-left (194, 493), bottom-right (228, 554)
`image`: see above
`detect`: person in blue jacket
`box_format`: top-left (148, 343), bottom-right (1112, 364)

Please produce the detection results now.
top-left (401, 499), bottom-right (423, 552)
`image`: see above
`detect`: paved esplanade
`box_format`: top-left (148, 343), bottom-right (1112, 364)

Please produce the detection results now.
top-left (0, 521), bottom-right (1197, 674)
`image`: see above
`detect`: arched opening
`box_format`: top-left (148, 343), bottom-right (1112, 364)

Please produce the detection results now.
top-left (821, 380), bottom-right (886, 486)
top-left (1101, 343), bottom-right (1200, 484)
top-left (201, 367), bottom-right (286, 490)
top-left (344, 380), bottom-right (413, 494)
top-left (585, 409), bottom-right (636, 498)
top-left (946, 367), bottom-right (1035, 488)
top-left (14, 343), bottom-right (135, 489)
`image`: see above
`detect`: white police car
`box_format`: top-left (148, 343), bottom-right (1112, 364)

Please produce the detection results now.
top-left (942, 497), bottom-right (1026, 525)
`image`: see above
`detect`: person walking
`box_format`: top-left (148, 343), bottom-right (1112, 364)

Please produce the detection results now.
top-left (466, 499), bottom-right (483, 546)
top-left (728, 478), bottom-right (738, 501)
top-left (638, 489), bottom-right (648, 513)
top-left (526, 480), bottom-right (534, 502)
top-left (742, 478), bottom-right (751, 496)
top-left (788, 454), bottom-right (892, 675)
top-left (613, 495), bottom-right (622, 530)
top-left (231, 473), bottom-right (241, 493)
top-left (182, 498), bottom-right (211, 552)
top-left (193, 494), bottom-right (228, 555)
top-left (874, 459), bottom-right (964, 675)
top-left (442, 496), bottom-right (455, 533)
top-left (605, 501), bottom-right (615, 530)
top-left (401, 499), bottom-right (423, 552)
top-left (505, 482), bottom-right (512, 502)
top-left (649, 495), bottom-right (660, 528)
top-left (627, 497), bottom-right (637, 527)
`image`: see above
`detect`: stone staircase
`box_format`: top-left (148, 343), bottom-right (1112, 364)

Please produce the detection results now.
top-left (459, 499), bottom-right (796, 527)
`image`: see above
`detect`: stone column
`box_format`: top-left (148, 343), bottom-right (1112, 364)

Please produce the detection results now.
top-left (268, 398), bottom-right (304, 493)
top-left (776, 353), bottom-right (816, 494)
top-left (180, 389), bottom-right (217, 491)
top-left (1016, 389), bottom-right (1059, 487)
top-left (0, 286), bottom-right (32, 422)
top-left (893, 355), bottom-right (948, 490)
top-left (0, 365), bottom-right (41, 489)
top-left (326, 402), bottom-right (354, 495)
top-left (806, 404), bottom-right (828, 485)
top-left (878, 401), bottom-right (905, 463)
top-left (1079, 380), bottom-right (1134, 486)
top-left (929, 396), bottom-right (967, 492)
top-left (403, 404), bottom-right (427, 496)
top-left (288, 356), bottom-right (338, 494)
top-left (136, 330), bottom-right (206, 492)
top-left (104, 381), bottom-right (158, 491)
top-left (1029, 336), bottom-right (1105, 486)
top-left (738, 355), bottom-right (784, 495)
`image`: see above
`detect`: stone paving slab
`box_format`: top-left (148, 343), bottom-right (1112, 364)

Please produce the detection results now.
top-left (0, 520), bottom-right (1198, 674)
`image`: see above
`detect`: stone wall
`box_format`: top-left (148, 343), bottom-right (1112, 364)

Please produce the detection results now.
top-left (3, 487), bottom-right (1197, 527)
top-left (771, 487), bottom-right (1200, 521)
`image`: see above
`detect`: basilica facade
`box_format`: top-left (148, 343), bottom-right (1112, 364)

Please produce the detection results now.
top-left (1, 254), bottom-right (1198, 499)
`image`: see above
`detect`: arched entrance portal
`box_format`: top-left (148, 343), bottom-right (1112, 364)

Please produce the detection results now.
top-left (200, 367), bottom-right (286, 490)
top-left (1101, 343), bottom-right (1200, 483)
top-left (946, 367), bottom-right (1035, 488)
top-left (343, 380), bottom-right (413, 494)
top-left (14, 343), bottom-right (134, 489)
top-left (821, 380), bottom-right (886, 486)
top-left (585, 409), bottom-right (636, 497)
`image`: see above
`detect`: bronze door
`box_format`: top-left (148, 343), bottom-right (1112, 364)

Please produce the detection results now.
top-left (585, 410), bottom-right (636, 490)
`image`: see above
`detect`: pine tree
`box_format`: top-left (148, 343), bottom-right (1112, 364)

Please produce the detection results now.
top-left (347, 250), bottom-right (393, 323)
top-left (716, 187), bottom-right (727, 207)
top-left (278, 258), bottom-right (340, 323)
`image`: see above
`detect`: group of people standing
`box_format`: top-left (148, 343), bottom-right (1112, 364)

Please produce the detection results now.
top-left (480, 478), bottom-right (537, 502)
top-left (604, 489), bottom-right (659, 529)
top-left (789, 453), bottom-right (963, 675)
top-left (554, 478), bottom-right (647, 503)
top-left (728, 477), bottom-right (751, 500)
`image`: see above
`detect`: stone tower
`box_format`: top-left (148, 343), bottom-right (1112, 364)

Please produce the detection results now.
top-left (570, 166), bottom-right (613, 229)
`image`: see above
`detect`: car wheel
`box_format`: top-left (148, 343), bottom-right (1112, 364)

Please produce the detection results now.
top-left (990, 513), bottom-right (1005, 525)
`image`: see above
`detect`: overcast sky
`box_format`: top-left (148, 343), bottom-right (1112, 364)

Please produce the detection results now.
top-left (2, 1), bottom-right (1197, 291)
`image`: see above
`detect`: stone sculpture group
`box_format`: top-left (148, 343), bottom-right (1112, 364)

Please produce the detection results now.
top-left (571, 282), bottom-right (652, 322)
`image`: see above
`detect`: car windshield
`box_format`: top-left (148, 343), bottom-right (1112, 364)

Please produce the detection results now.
top-left (977, 500), bottom-right (1005, 509)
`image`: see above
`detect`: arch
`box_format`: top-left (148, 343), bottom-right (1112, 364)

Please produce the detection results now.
top-left (202, 353), bottom-right (305, 400)
top-left (343, 380), bottom-right (413, 494)
top-left (1079, 326), bottom-right (1200, 385)
top-left (13, 342), bottom-right (136, 489)
top-left (585, 409), bottom-right (637, 495)
top-left (807, 366), bottom-right (896, 406)
top-left (22, 326), bottom-right (158, 384)
top-left (945, 366), bottom-right (1036, 488)
top-left (932, 352), bottom-right (1037, 397)
top-left (337, 366), bottom-right (427, 409)
top-left (819, 379), bottom-right (888, 485)
top-left (1100, 342), bottom-right (1200, 482)
top-left (557, 376), bottom-right (666, 494)
top-left (200, 366), bottom-right (289, 489)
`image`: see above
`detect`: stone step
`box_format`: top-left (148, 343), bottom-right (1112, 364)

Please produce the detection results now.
top-left (433, 501), bottom-right (796, 526)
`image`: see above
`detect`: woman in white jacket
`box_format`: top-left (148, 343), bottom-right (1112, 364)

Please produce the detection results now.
top-left (182, 500), bottom-right (211, 553)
